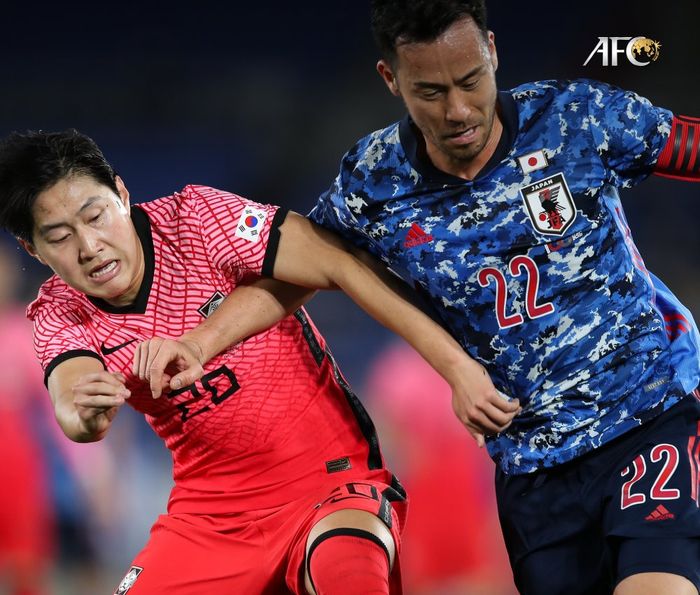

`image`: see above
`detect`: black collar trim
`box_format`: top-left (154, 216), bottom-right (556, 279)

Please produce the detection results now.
top-left (87, 206), bottom-right (154, 315)
top-left (399, 90), bottom-right (518, 184)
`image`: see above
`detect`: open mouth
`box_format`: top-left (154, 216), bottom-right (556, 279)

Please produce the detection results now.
top-left (89, 260), bottom-right (118, 279)
top-left (446, 125), bottom-right (478, 141)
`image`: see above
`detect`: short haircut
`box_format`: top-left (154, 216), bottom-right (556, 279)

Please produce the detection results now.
top-left (0, 129), bottom-right (118, 242)
top-left (370, 0), bottom-right (488, 64)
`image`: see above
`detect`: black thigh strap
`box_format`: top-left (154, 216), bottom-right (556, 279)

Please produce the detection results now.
top-left (306, 528), bottom-right (391, 594)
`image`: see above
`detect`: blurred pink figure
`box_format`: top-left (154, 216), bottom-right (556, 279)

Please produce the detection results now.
top-left (0, 247), bottom-right (54, 595)
top-left (364, 340), bottom-right (517, 595)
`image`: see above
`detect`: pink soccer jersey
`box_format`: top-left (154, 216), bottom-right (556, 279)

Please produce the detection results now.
top-left (28, 186), bottom-right (397, 515)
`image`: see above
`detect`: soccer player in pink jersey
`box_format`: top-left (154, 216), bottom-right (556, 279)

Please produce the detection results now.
top-left (0, 129), bottom-right (512, 595)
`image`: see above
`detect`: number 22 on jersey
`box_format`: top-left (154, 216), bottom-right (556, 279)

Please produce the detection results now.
top-left (478, 255), bottom-right (555, 329)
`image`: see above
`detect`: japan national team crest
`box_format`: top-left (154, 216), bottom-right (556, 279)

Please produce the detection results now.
top-left (520, 173), bottom-right (576, 236)
top-left (114, 566), bottom-right (143, 594)
top-left (235, 206), bottom-right (267, 242)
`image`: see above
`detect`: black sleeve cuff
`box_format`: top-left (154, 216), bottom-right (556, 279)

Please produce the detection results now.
top-left (261, 207), bottom-right (289, 278)
top-left (44, 350), bottom-right (106, 386)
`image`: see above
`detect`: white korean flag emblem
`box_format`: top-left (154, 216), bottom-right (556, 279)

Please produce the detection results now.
top-left (518, 149), bottom-right (548, 174)
top-left (520, 173), bottom-right (576, 236)
top-left (235, 206), bottom-right (267, 243)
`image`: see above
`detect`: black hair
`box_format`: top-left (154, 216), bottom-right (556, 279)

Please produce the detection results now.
top-left (370, 0), bottom-right (488, 63)
top-left (0, 129), bottom-right (118, 242)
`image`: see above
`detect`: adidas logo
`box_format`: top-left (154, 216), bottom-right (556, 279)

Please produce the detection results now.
top-left (644, 504), bottom-right (675, 522)
top-left (403, 222), bottom-right (434, 248)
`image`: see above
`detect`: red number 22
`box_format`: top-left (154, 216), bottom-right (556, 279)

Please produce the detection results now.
top-left (478, 255), bottom-right (555, 329)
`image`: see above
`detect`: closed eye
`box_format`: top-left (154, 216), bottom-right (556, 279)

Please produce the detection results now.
top-left (418, 88), bottom-right (442, 100)
top-left (89, 210), bottom-right (105, 224)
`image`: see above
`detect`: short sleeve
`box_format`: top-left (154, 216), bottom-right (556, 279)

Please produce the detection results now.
top-left (187, 186), bottom-right (287, 278)
top-left (586, 81), bottom-right (672, 187)
top-left (27, 292), bottom-right (104, 384)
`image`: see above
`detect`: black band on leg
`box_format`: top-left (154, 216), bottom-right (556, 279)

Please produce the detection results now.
top-left (306, 528), bottom-right (391, 594)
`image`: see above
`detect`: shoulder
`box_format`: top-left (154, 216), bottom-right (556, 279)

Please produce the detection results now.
top-left (508, 79), bottom-right (620, 108)
top-left (135, 185), bottom-right (261, 234)
top-left (341, 122), bottom-right (404, 173)
top-left (26, 276), bottom-right (91, 325)
top-left (136, 185), bottom-right (224, 220)
top-left (332, 122), bottom-right (420, 203)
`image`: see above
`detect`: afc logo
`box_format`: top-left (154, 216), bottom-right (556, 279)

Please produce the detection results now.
top-left (583, 36), bottom-right (661, 67)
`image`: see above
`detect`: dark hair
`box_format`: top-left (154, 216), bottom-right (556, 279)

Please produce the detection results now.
top-left (370, 0), bottom-right (488, 63)
top-left (0, 129), bottom-right (118, 242)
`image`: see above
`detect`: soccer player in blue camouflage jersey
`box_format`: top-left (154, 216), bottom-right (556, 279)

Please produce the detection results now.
top-left (306, 1), bottom-right (700, 593)
top-left (145, 0), bottom-right (700, 592)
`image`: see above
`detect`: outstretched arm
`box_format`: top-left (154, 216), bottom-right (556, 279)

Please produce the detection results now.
top-left (133, 279), bottom-right (314, 394)
top-left (135, 212), bottom-right (520, 442)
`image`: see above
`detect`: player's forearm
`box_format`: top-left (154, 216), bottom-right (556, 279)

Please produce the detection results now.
top-left (180, 279), bottom-right (316, 362)
top-left (47, 359), bottom-right (122, 443)
top-left (271, 213), bottom-right (477, 386)
top-left (52, 393), bottom-right (106, 442)
top-left (332, 251), bottom-right (476, 389)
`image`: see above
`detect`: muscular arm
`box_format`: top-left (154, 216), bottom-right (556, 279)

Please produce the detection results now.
top-left (137, 212), bottom-right (520, 441)
top-left (47, 356), bottom-right (130, 442)
top-left (654, 115), bottom-right (700, 181)
top-left (271, 213), bottom-right (472, 385)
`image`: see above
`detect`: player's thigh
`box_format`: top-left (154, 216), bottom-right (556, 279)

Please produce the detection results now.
top-left (286, 480), bottom-right (406, 595)
top-left (604, 398), bottom-right (700, 591)
top-left (615, 572), bottom-right (698, 595)
top-left (612, 537), bottom-right (700, 595)
top-left (305, 508), bottom-right (396, 568)
top-left (303, 509), bottom-right (397, 595)
top-left (496, 467), bottom-right (613, 595)
top-left (509, 526), bottom-right (613, 595)
top-left (113, 514), bottom-right (271, 595)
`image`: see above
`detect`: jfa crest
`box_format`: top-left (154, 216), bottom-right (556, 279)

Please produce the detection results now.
top-left (520, 173), bottom-right (576, 236)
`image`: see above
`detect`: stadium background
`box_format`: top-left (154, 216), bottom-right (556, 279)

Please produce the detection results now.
top-left (0, 1), bottom-right (697, 593)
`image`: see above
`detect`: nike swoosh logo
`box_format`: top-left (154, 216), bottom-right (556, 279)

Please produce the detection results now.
top-left (100, 339), bottom-right (137, 356)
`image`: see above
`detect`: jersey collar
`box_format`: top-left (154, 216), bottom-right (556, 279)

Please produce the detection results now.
top-left (87, 206), bottom-right (155, 315)
top-left (399, 90), bottom-right (518, 184)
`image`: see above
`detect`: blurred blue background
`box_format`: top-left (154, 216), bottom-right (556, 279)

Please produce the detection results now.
top-left (0, 1), bottom-right (697, 593)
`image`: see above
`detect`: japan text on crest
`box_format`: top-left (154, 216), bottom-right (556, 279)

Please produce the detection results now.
top-left (520, 173), bottom-right (576, 236)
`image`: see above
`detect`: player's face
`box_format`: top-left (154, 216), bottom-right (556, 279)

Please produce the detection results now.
top-left (22, 174), bottom-right (145, 307)
top-left (377, 17), bottom-right (500, 178)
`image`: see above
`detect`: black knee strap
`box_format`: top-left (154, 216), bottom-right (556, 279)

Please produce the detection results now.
top-left (306, 528), bottom-right (391, 594)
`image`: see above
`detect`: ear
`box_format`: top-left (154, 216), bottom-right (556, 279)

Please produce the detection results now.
top-left (18, 238), bottom-right (47, 266)
top-left (377, 60), bottom-right (400, 96)
top-left (114, 175), bottom-right (131, 215)
top-left (487, 31), bottom-right (498, 73)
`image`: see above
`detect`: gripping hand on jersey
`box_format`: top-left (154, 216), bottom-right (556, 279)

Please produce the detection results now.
top-left (450, 358), bottom-right (521, 447)
top-left (133, 337), bottom-right (206, 399)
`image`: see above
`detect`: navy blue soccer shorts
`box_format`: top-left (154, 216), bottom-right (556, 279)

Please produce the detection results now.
top-left (496, 394), bottom-right (700, 594)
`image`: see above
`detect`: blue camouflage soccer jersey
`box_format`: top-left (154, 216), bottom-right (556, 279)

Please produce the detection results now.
top-left (309, 79), bottom-right (700, 474)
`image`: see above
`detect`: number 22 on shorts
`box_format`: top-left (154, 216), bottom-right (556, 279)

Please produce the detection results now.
top-left (620, 444), bottom-right (681, 510)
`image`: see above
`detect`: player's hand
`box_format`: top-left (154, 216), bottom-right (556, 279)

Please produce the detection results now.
top-left (72, 371), bottom-right (130, 438)
top-left (449, 359), bottom-right (521, 448)
top-left (133, 337), bottom-right (205, 399)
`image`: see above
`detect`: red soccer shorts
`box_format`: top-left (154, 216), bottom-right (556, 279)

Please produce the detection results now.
top-left (113, 477), bottom-right (406, 594)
